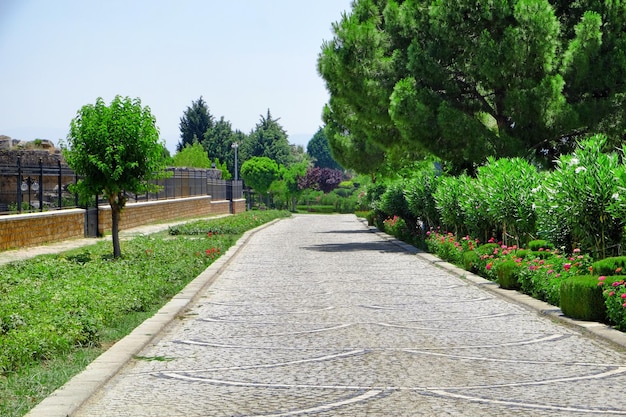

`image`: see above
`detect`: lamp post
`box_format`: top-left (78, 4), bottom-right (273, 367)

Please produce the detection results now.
top-left (21, 177), bottom-right (39, 211)
top-left (231, 142), bottom-right (239, 181)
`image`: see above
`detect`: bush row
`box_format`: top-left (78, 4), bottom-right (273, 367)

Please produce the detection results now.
top-left (369, 134), bottom-right (626, 259)
top-left (420, 231), bottom-right (626, 330)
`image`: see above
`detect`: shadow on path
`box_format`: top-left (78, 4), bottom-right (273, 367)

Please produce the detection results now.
top-left (302, 241), bottom-right (407, 253)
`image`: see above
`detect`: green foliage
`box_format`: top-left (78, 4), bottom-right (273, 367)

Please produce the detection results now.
top-left (433, 175), bottom-right (466, 235)
top-left (242, 110), bottom-right (293, 167)
top-left (178, 96), bottom-right (213, 152)
top-left (63, 95), bottom-right (168, 258)
top-left (591, 256), bottom-right (626, 276)
top-left (497, 260), bottom-right (522, 290)
top-left (476, 157), bottom-right (539, 246)
top-left (319, 0), bottom-right (626, 171)
top-left (377, 180), bottom-right (418, 235)
top-left (240, 156), bottom-right (280, 195)
top-left (535, 135), bottom-right (624, 258)
top-left (0, 210), bottom-right (289, 416)
top-left (462, 250), bottom-right (480, 274)
top-left (168, 210), bottom-right (291, 236)
top-left (560, 275), bottom-right (609, 322)
top-left (171, 142), bottom-right (212, 168)
top-left (528, 240), bottom-right (555, 251)
top-left (202, 116), bottom-right (239, 176)
top-left (307, 127), bottom-right (342, 170)
top-left (599, 276), bottom-right (626, 330)
top-left (405, 163), bottom-right (441, 232)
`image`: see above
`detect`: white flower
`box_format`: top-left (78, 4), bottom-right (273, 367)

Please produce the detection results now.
top-left (569, 157), bottom-right (580, 166)
top-left (575, 166), bottom-right (587, 174)
top-left (613, 193), bottom-right (620, 200)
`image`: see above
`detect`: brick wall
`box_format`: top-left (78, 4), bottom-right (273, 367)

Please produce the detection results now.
top-left (0, 209), bottom-right (84, 251)
top-left (97, 196), bottom-right (230, 235)
top-left (232, 199), bottom-right (246, 214)
top-left (0, 197), bottom-right (241, 251)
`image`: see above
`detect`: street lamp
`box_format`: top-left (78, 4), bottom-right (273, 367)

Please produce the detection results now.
top-left (231, 142), bottom-right (239, 181)
top-left (21, 177), bottom-right (39, 210)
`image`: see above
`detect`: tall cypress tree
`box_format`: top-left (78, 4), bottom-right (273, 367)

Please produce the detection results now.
top-left (177, 96), bottom-right (214, 152)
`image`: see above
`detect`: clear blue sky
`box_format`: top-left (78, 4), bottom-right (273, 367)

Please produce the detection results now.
top-left (0, 0), bottom-right (353, 153)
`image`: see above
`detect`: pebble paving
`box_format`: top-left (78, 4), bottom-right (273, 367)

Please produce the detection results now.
top-left (74, 214), bottom-right (626, 416)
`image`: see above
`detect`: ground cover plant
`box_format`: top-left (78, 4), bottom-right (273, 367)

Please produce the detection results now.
top-left (0, 210), bottom-right (290, 417)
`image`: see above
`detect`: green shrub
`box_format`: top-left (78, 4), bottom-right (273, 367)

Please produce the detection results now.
top-left (560, 275), bottom-right (609, 322)
top-left (599, 276), bottom-right (626, 330)
top-left (476, 243), bottom-right (500, 256)
top-left (591, 256), bottom-right (626, 276)
top-left (535, 135), bottom-right (623, 259)
top-left (463, 251), bottom-right (480, 273)
top-left (476, 157), bottom-right (539, 246)
top-left (497, 260), bottom-right (521, 290)
top-left (528, 240), bottom-right (554, 251)
top-left (530, 250), bottom-right (554, 260)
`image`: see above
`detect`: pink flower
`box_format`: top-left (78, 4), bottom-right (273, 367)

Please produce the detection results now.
top-left (598, 282), bottom-right (604, 286)
top-left (599, 276), bottom-right (606, 281)
top-left (609, 291), bottom-right (615, 297)
top-left (622, 302), bottom-right (626, 308)
top-left (563, 263), bottom-right (571, 272)
top-left (573, 248), bottom-right (581, 253)
top-left (486, 262), bottom-right (493, 271)
top-left (621, 293), bottom-right (626, 299)
top-left (616, 267), bottom-right (623, 274)
top-left (488, 237), bottom-right (495, 243)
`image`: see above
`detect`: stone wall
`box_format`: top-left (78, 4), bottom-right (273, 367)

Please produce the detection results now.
top-left (0, 209), bottom-right (84, 251)
top-left (0, 197), bottom-right (239, 251)
top-left (97, 196), bottom-right (230, 235)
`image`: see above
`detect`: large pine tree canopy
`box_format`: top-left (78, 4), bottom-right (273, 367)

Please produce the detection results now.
top-left (318, 0), bottom-right (626, 174)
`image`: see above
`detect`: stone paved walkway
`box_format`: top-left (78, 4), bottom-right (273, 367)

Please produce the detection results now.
top-left (40, 215), bottom-right (626, 415)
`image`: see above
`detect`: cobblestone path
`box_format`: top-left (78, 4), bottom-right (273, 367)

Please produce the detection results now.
top-left (75, 214), bottom-right (626, 416)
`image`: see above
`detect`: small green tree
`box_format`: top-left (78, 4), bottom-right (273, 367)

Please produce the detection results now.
top-left (63, 96), bottom-right (167, 258)
top-left (307, 127), bottom-right (342, 170)
top-left (171, 142), bottom-right (212, 168)
top-left (240, 156), bottom-right (280, 206)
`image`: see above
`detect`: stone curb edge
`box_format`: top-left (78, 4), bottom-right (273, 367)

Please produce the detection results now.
top-left (25, 218), bottom-right (284, 417)
top-left (358, 218), bottom-right (626, 351)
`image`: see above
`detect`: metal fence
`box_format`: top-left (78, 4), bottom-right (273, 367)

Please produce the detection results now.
top-left (0, 158), bottom-right (243, 215)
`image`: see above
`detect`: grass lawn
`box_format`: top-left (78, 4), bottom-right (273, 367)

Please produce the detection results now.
top-left (0, 210), bottom-right (290, 417)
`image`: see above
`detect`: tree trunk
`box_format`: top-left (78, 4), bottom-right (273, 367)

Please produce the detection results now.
top-left (111, 204), bottom-right (121, 258)
top-left (109, 192), bottom-right (124, 259)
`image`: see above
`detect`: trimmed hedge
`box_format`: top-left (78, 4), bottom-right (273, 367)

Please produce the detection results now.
top-left (591, 256), bottom-right (626, 276)
top-left (497, 260), bottom-right (521, 290)
top-left (528, 239), bottom-right (554, 251)
top-left (560, 275), bottom-right (609, 322)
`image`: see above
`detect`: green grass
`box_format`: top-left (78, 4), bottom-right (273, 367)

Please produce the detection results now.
top-left (0, 210), bottom-right (290, 417)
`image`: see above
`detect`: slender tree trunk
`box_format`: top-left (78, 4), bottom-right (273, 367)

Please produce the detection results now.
top-left (109, 192), bottom-right (124, 258)
top-left (111, 204), bottom-right (121, 258)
